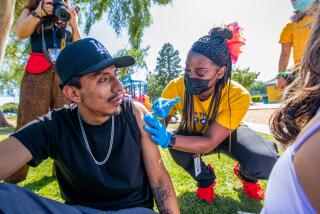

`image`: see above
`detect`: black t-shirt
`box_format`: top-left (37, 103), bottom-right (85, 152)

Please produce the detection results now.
top-left (12, 100), bottom-right (154, 210)
top-left (31, 15), bottom-right (72, 53)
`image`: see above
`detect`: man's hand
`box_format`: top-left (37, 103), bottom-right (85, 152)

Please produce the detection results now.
top-left (143, 114), bottom-right (172, 149)
top-left (36, 0), bottom-right (53, 17)
top-left (68, 4), bottom-right (82, 41)
top-left (152, 97), bottom-right (180, 119)
top-left (277, 76), bottom-right (287, 89)
top-left (68, 7), bottom-right (79, 30)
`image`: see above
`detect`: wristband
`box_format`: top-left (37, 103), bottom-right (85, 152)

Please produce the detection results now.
top-left (168, 134), bottom-right (176, 148)
top-left (276, 70), bottom-right (288, 79)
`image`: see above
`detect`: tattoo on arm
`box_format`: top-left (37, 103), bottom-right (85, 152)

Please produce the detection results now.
top-left (152, 185), bottom-right (173, 214)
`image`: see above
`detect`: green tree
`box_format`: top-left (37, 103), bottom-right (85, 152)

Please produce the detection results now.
top-left (10, 0), bottom-right (173, 48)
top-left (0, 0), bottom-right (16, 67)
top-left (249, 80), bottom-right (266, 96)
top-left (2, 0), bottom-right (174, 86)
top-left (0, 0), bottom-right (174, 126)
top-left (147, 43), bottom-right (182, 101)
top-left (1, 36), bottom-right (29, 85)
top-left (77, 0), bottom-right (174, 80)
top-left (232, 67), bottom-right (260, 90)
top-left (115, 46), bottom-right (150, 79)
top-left (80, 0), bottom-right (172, 49)
top-left (0, 0), bottom-right (17, 127)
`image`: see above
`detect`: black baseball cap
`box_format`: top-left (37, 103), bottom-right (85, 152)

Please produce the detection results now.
top-left (55, 38), bottom-right (135, 86)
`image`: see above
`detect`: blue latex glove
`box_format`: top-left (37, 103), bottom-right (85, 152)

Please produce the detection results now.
top-left (143, 114), bottom-right (172, 149)
top-left (152, 97), bottom-right (181, 119)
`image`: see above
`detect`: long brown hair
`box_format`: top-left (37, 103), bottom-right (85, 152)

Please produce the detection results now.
top-left (270, 8), bottom-right (320, 146)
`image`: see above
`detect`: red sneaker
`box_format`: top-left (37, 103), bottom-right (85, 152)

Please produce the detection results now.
top-left (196, 164), bottom-right (216, 203)
top-left (233, 162), bottom-right (264, 200)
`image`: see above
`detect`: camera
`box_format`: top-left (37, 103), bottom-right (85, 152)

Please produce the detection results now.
top-left (53, 0), bottom-right (70, 22)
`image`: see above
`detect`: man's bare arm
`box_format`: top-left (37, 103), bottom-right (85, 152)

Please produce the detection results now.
top-left (0, 137), bottom-right (32, 180)
top-left (279, 43), bottom-right (292, 72)
top-left (278, 43), bottom-right (292, 89)
top-left (133, 102), bottom-right (180, 214)
top-left (15, 9), bottom-right (41, 39)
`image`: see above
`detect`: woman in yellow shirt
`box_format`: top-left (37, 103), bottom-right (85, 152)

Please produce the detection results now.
top-left (277, 0), bottom-right (319, 89)
top-left (143, 25), bottom-right (279, 203)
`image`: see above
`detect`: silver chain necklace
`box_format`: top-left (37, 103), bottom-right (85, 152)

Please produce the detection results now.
top-left (77, 110), bottom-right (114, 165)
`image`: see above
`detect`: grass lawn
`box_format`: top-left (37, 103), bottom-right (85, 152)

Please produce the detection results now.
top-left (0, 127), bottom-right (276, 213)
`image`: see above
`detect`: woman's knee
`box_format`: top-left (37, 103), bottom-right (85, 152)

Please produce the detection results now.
top-left (236, 126), bottom-right (279, 179)
top-left (241, 154), bottom-right (278, 180)
top-left (169, 149), bottom-right (194, 168)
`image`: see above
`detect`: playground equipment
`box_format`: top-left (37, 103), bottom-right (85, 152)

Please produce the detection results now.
top-left (121, 75), bottom-right (152, 109)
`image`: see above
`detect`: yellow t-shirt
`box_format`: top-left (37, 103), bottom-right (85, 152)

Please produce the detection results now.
top-left (161, 76), bottom-right (250, 133)
top-left (279, 15), bottom-right (315, 65)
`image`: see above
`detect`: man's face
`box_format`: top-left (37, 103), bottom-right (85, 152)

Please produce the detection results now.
top-left (78, 65), bottom-right (124, 117)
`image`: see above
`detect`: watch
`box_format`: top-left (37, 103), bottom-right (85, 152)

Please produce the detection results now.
top-left (31, 10), bottom-right (40, 19)
top-left (168, 134), bottom-right (176, 148)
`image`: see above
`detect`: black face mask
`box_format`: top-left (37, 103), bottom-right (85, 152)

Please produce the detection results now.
top-left (184, 74), bottom-right (211, 95)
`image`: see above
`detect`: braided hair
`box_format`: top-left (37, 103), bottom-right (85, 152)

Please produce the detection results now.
top-left (178, 27), bottom-right (233, 134)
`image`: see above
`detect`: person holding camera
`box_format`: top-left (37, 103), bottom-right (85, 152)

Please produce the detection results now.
top-left (143, 24), bottom-right (279, 203)
top-left (277, 0), bottom-right (319, 89)
top-left (5, 0), bottom-right (81, 184)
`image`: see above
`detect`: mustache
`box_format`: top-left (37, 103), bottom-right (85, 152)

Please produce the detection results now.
top-left (108, 93), bottom-right (122, 102)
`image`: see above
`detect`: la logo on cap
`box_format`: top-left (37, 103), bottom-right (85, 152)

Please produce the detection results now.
top-left (89, 40), bottom-right (110, 56)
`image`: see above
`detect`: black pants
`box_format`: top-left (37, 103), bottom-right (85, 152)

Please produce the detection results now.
top-left (169, 125), bottom-right (279, 188)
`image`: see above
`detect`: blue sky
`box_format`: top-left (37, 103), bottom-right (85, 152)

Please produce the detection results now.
top-left (88, 0), bottom-right (294, 81)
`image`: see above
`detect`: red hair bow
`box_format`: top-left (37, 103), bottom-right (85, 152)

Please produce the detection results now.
top-left (225, 22), bottom-right (245, 64)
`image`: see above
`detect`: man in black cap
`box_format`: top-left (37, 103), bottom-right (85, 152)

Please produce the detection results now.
top-left (0, 38), bottom-right (180, 214)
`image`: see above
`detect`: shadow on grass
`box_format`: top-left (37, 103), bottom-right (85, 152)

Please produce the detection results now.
top-left (21, 175), bottom-right (56, 192)
top-left (178, 190), bottom-right (263, 214)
